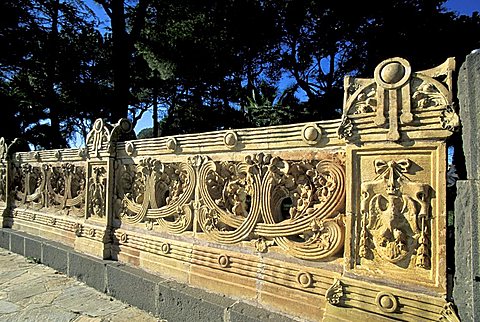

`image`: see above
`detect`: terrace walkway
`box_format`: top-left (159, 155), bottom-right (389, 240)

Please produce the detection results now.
top-left (0, 248), bottom-right (160, 322)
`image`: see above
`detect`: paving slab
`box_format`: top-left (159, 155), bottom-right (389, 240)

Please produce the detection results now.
top-left (0, 249), bottom-right (159, 322)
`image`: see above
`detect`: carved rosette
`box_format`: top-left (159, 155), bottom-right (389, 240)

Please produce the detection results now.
top-left (116, 158), bottom-right (195, 234)
top-left (358, 159), bottom-right (432, 268)
top-left (196, 153), bottom-right (346, 260)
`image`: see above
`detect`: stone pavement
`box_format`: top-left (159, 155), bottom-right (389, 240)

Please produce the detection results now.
top-left (0, 248), bottom-right (160, 322)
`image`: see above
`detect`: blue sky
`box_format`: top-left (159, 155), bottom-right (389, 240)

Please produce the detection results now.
top-left (131, 0), bottom-right (479, 134)
top-left (80, 0), bottom-right (479, 136)
top-left (445, 0), bottom-right (480, 15)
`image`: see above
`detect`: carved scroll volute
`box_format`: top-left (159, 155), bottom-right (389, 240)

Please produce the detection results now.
top-left (338, 57), bottom-right (458, 142)
top-left (115, 157), bottom-right (195, 234)
top-left (59, 163), bottom-right (85, 210)
top-left (86, 118), bottom-right (135, 158)
top-left (196, 153), bottom-right (346, 261)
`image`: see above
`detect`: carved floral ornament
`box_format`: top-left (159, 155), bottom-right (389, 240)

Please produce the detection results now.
top-left (325, 278), bottom-right (343, 305)
top-left (115, 153), bottom-right (346, 261)
top-left (197, 153), bottom-right (346, 260)
top-left (0, 165), bottom-right (6, 203)
top-left (338, 57), bottom-right (459, 141)
top-left (0, 137), bottom-right (7, 160)
top-left (358, 158), bottom-right (431, 268)
top-left (88, 166), bottom-right (107, 218)
top-left (116, 157), bottom-right (195, 234)
top-left (12, 162), bottom-right (85, 213)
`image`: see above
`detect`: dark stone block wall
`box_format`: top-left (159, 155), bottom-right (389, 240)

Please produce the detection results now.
top-left (0, 228), bottom-right (295, 322)
top-left (454, 50), bottom-right (480, 322)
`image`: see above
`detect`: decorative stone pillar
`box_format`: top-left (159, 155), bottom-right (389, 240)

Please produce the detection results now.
top-left (453, 51), bottom-right (480, 322)
top-left (0, 138), bottom-right (10, 227)
top-left (0, 137), bottom-right (18, 228)
top-left (74, 118), bottom-right (135, 259)
top-left (325, 57), bottom-right (461, 321)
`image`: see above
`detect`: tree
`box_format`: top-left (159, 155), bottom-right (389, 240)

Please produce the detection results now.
top-left (135, 0), bottom-right (281, 134)
top-left (0, 0), bottom-right (113, 149)
top-left (94, 0), bottom-right (150, 122)
top-left (2, 0), bottom-right (480, 148)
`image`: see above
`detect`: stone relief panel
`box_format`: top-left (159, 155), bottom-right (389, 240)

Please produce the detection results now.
top-left (87, 163), bottom-right (108, 219)
top-left (114, 158), bottom-right (195, 234)
top-left (11, 162), bottom-right (85, 216)
top-left (358, 159), bottom-right (431, 268)
top-left (113, 152), bottom-right (345, 261)
top-left (348, 146), bottom-right (442, 288)
top-left (338, 57), bottom-right (458, 142)
top-left (0, 164), bottom-right (7, 204)
top-left (197, 153), bottom-right (346, 260)
top-left (0, 137), bottom-right (8, 205)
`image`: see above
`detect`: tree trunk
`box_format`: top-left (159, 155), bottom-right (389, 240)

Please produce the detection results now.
top-left (110, 0), bottom-right (130, 122)
top-left (47, 0), bottom-right (67, 148)
top-left (153, 82), bottom-right (158, 138)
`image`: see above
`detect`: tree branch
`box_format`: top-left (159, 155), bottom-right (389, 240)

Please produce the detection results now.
top-left (130, 0), bottom-right (148, 42)
top-left (94, 0), bottom-right (112, 19)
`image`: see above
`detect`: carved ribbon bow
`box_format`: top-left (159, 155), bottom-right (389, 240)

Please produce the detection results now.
top-left (374, 159), bottom-right (411, 194)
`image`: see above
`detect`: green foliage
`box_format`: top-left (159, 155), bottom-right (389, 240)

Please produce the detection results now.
top-left (137, 127), bottom-right (154, 139)
top-left (1, 0), bottom-right (480, 148)
top-left (0, 0), bottom-right (113, 148)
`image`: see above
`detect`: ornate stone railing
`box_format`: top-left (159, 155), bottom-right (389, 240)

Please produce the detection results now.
top-left (1, 57), bottom-right (461, 321)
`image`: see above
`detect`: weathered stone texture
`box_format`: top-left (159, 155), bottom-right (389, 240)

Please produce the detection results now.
top-left (9, 233), bottom-right (24, 256)
top-left (454, 51), bottom-right (480, 322)
top-left (24, 236), bottom-right (43, 261)
top-left (42, 241), bottom-right (69, 274)
top-left (0, 230), bottom-right (9, 250)
top-left (228, 302), bottom-right (295, 322)
top-left (68, 252), bottom-right (107, 293)
top-left (454, 180), bottom-right (480, 321)
top-left (459, 52), bottom-right (480, 180)
top-left (0, 247), bottom-right (157, 321)
top-left (106, 263), bottom-right (163, 315)
top-left (157, 280), bottom-right (235, 322)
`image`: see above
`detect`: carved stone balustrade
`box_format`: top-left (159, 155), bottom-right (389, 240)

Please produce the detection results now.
top-left (1, 58), bottom-right (461, 322)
